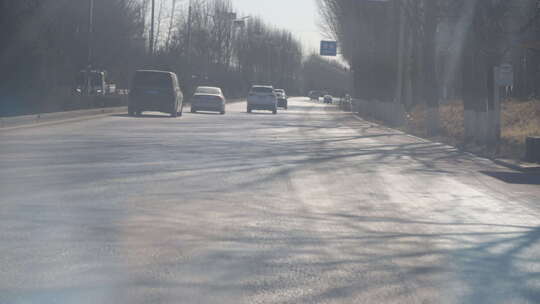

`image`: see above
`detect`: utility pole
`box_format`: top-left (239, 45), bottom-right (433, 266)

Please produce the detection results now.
top-left (88, 0), bottom-right (94, 67)
top-left (150, 0), bottom-right (155, 55)
top-left (84, 0), bottom-right (95, 97)
top-left (185, 0), bottom-right (193, 92)
top-left (395, 0), bottom-right (405, 108)
top-left (186, 0), bottom-right (193, 57)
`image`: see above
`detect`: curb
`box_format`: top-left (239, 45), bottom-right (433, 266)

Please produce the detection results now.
top-left (349, 112), bottom-right (540, 173)
top-left (0, 99), bottom-right (246, 131)
top-left (492, 158), bottom-right (540, 173)
top-left (0, 107), bottom-right (127, 131)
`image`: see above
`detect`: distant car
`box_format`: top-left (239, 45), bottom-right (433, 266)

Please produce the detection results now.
top-left (274, 89), bottom-right (288, 110)
top-left (191, 86), bottom-right (226, 114)
top-left (343, 94), bottom-right (352, 104)
top-left (128, 70), bottom-right (184, 117)
top-left (247, 85), bottom-right (278, 114)
top-left (309, 91), bottom-right (321, 101)
top-left (324, 95), bottom-right (333, 104)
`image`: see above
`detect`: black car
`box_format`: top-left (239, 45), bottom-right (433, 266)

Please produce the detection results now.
top-left (323, 95), bottom-right (333, 104)
top-left (128, 70), bottom-right (184, 117)
top-left (309, 91), bottom-right (321, 101)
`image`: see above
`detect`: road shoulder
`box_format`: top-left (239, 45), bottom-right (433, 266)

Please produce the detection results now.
top-left (341, 108), bottom-right (540, 173)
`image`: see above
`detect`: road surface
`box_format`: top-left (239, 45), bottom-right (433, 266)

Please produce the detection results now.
top-left (1, 98), bottom-right (540, 303)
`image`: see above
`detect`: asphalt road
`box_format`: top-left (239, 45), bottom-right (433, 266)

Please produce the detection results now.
top-left (1, 98), bottom-right (540, 304)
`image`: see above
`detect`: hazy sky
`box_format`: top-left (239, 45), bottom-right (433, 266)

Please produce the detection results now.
top-left (231, 0), bottom-right (324, 54)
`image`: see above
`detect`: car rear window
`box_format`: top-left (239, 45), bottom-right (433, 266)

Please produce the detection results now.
top-left (133, 72), bottom-right (172, 88)
top-left (251, 87), bottom-right (274, 94)
top-left (193, 95), bottom-right (222, 101)
top-left (196, 87), bottom-right (221, 95)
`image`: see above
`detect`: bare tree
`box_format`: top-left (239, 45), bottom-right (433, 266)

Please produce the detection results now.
top-left (318, 0), bottom-right (540, 146)
top-left (166, 0), bottom-right (177, 50)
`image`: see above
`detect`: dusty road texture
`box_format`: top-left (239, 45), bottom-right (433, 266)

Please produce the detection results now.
top-left (1, 98), bottom-right (540, 303)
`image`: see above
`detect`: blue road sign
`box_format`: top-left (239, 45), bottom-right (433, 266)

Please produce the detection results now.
top-left (320, 41), bottom-right (338, 56)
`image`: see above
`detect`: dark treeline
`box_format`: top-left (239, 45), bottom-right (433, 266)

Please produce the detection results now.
top-left (302, 54), bottom-right (352, 96)
top-left (0, 0), bottom-right (147, 115)
top-left (0, 0), bottom-right (304, 116)
top-left (318, 0), bottom-right (540, 144)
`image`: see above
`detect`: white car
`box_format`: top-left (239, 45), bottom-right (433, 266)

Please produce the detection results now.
top-left (191, 86), bottom-right (226, 114)
top-left (274, 89), bottom-right (288, 109)
top-left (247, 85), bottom-right (277, 114)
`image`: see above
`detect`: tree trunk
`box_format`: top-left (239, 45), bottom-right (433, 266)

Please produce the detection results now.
top-left (474, 52), bottom-right (489, 146)
top-left (154, 0), bottom-right (165, 51)
top-left (462, 31), bottom-right (477, 144)
top-left (166, 0), bottom-right (177, 50)
top-left (423, 0), bottom-right (440, 136)
top-left (486, 57), bottom-right (497, 146)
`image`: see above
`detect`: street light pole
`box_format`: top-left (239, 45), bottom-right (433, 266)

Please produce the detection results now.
top-left (150, 0), bottom-right (155, 55)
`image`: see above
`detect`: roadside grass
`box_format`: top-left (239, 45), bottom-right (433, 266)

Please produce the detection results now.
top-left (405, 99), bottom-right (540, 160)
top-left (500, 99), bottom-right (540, 158)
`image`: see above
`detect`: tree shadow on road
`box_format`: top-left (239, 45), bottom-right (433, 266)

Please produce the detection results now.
top-left (481, 171), bottom-right (540, 185)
